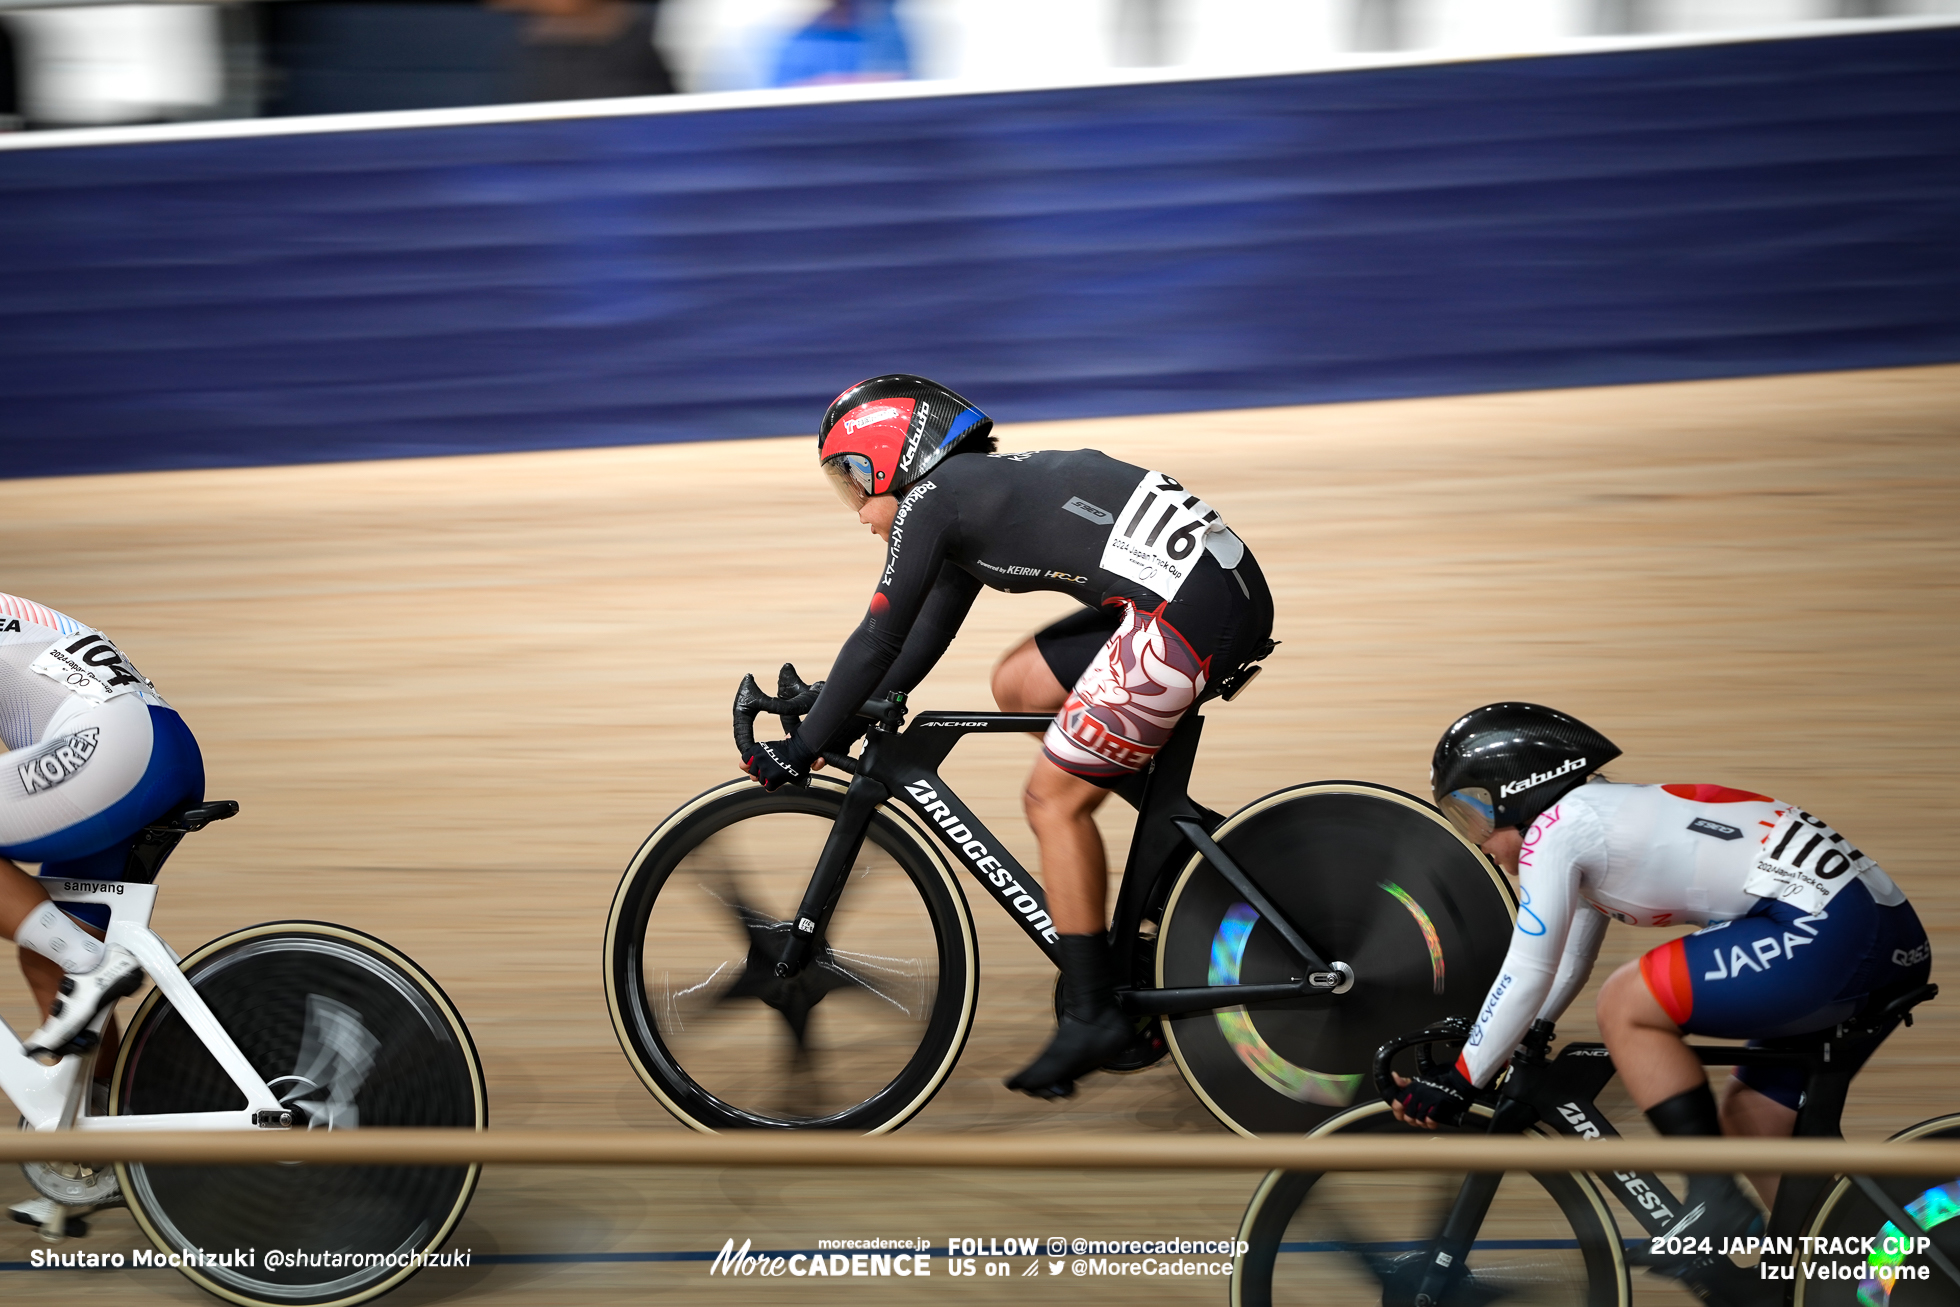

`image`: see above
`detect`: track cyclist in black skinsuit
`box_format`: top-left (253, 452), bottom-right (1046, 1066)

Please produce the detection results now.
top-left (740, 375), bottom-right (1275, 1099)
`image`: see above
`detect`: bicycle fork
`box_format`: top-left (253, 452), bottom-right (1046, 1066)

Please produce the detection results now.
top-left (773, 774), bottom-right (889, 978)
top-left (1410, 1097), bottom-right (1541, 1305)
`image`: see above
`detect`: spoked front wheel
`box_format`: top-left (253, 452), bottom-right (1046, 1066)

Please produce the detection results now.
top-left (112, 922), bottom-right (486, 1307)
top-left (1233, 1100), bottom-right (1630, 1307)
top-left (605, 775), bottom-right (978, 1132)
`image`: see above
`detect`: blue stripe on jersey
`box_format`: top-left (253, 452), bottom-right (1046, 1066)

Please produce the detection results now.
top-left (0, 593), bottom-right (84, 636)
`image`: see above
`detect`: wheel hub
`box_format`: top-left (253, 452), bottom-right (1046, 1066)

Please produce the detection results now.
top-left (724, 919), bottom-right (865, 1048)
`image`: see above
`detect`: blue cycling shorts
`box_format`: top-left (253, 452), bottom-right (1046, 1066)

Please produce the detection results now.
top-left (1639, 880), bottom-right (1929, 1109)
top-left (2, 701), bottom-right (203, 926)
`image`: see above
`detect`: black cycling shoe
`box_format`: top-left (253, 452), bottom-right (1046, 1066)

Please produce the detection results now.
top-left (1651, 1252), bottom-right (1781, 1307)
top-left (1660, 1182), bottom-right (1764, 1242)
top-left (1648, 1186), bottom-right (1771, 1307)
top-left (1007, 933), bottom-right (1133, 1099)
top-left (1006, 1009), bottom-right (1135, 1099)
top-left (1641, 1082), bottom-right (1769, 1294)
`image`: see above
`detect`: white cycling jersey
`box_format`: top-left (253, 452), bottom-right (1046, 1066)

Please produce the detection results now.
top-left (1, 593), bottom-right (168, 750)
top-left (1458, 780), bottom-right (1904, 1085)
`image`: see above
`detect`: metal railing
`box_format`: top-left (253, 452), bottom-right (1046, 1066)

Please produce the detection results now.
top-left (2, 1130), bottom-right (1956, 1175)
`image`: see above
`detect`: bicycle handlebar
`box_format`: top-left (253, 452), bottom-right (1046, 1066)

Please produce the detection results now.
top-left (731, 673), bottom-right (796, 759)
top-left (731, 663), bottom-right (900, 776)
top-left (1371, 1017), bottom-right (1474, 1105)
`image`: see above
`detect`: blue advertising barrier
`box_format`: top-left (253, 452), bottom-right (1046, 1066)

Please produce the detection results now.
top-left (1, 26), bottom-right (1956, 477)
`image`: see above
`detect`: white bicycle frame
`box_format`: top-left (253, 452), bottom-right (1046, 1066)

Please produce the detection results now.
top-left (1, 877), bottom-right (286, 1133)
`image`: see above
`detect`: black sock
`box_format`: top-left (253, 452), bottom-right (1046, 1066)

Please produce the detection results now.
top-left (1646, 1083), bottom-right (1751, 1220)
top-left (1005, 934), bottom-right (1130, 1095)
top-left (1644, 1083), bottom-right (1723, 1138)
top-left (1055, 934), bottom-right (1118, 1021)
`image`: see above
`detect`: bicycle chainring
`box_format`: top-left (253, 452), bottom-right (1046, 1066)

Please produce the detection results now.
top-left (17, 1118), bottom-right (122, 1207)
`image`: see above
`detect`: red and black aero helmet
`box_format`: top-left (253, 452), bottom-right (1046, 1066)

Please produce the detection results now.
top-left (818, 374), bottom-right (995, 510)
top-left (1430, 703), bottom-right (1622, 844)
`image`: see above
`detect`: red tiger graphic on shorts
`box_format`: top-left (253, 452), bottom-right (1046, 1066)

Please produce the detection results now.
top-left (1042, 600), bottom-right (1209, 780)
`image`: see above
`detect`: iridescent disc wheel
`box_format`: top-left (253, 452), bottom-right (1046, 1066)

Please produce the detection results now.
top-left (1794, 1113), bottom-right (1960, 1306)
top-left (1157, 781), bottom-right (1515, 1136)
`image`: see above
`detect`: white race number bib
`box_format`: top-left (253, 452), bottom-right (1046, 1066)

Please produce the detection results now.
top-left (1742, 807), bottom-right (1877, 913)
top-left (29, 629), bottom-right (163, 707)
top-left (1101, 471), bottom-right (1229, 601)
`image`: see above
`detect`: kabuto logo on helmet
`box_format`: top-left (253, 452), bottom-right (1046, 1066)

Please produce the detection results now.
top-left (1498, 756), bottom-right (1588, 798)
top-left (1431, 702), bottom-right (1621, 842)
top-left (902, 400), bottom-right (930, 467)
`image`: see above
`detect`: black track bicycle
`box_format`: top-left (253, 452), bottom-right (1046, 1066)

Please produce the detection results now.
top-left (1231, 984), bottom-right (1958, 1306)
top-left (604, 666), bottom-right (1518, 1133)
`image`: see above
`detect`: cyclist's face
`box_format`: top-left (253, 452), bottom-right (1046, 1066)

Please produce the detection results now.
top-left (1480, 826), bottom-right (1523, 877)
top-left (859, 493), bottom-right (899, 540)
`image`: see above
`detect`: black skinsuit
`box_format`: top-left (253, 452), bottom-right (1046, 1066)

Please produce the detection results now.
top-left (796, 449), bottom-right (1274, 752)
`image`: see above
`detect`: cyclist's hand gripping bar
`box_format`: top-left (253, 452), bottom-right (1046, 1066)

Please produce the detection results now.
top-left (1371, 1016), bottom-right (1475, 1106)
top-left (732, 663), bottom-right (904, 775)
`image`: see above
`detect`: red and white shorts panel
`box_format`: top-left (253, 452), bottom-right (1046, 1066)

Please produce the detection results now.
top-left (1042, 600), bottom-right (1209, 782)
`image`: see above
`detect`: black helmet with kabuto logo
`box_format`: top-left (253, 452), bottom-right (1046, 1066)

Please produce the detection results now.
top-left (817, 374), bottom-right (995, 510)
top-left (1430, 703), bottom-right (1622, 843)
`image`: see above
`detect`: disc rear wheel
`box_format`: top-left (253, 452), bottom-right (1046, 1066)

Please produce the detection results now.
top-left (112, 922), bottom-right (485, 1307)
top-left (1159, 781), bottom-right (1516, 1136)
top-left (1795, 1113), bottom-right (1960, 1305)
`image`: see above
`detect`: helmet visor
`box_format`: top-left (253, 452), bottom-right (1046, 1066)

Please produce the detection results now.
top-left (821, 453), bottom-right (876, 511)
top-left (1438, 787), bottom-right (1496, 846)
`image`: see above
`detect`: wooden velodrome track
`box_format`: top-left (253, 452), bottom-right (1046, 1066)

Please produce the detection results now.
top-left (3, 364), bottom-right (1957, 1303)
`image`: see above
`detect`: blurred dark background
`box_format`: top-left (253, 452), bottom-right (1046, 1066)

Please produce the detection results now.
top-left (4, 20), bottom-right (1956, 478)
top-left (2, 0), bottom-right (1953, 130)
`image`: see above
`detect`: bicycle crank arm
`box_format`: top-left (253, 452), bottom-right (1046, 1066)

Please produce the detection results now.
top-left (1120, 969), bottom-right (1353, 1017)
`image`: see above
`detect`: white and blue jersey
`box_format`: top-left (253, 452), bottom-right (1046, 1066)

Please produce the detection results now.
top-left (0, 594), bottom-right (203, 888)
top-left (1457, 781), bottom-right (1927, 1108)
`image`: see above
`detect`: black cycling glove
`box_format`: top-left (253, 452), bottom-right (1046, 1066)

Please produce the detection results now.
top-left (1393, 1061), bottom-right (1476, 1128)
top-left (743, 735), bottom-right (815, 791)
